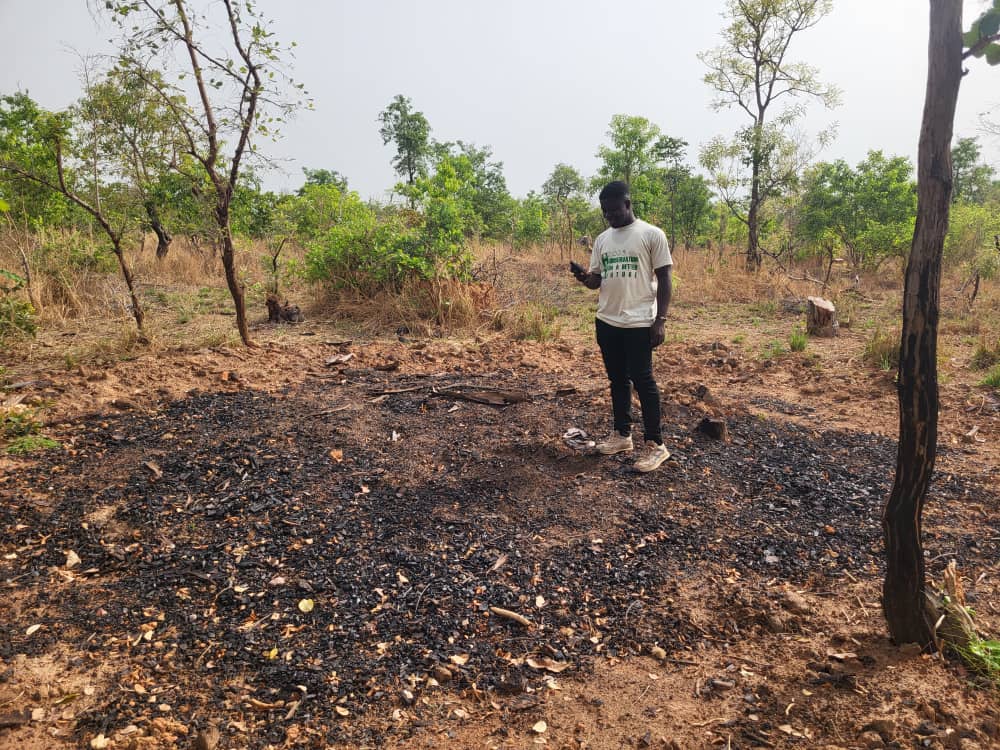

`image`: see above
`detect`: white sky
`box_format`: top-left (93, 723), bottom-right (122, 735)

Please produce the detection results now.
top-left (2, 1), bottom-right (999, 200)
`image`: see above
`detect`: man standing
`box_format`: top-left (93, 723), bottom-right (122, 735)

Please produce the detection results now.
top-left (572, 181), bottom-right (672, 472)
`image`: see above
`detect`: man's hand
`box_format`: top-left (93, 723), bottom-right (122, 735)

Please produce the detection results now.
top-left (650, 319), bottom-right (666, 348)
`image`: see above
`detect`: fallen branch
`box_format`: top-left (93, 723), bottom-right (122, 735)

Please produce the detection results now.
top-left (434, 388), bottom-right (530, 406)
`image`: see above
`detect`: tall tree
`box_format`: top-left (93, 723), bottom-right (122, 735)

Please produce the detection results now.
top-left (378, 95), bottom-right (432, 189)
top-left (108, 0), bottom-right (308, 347)
top-left (653, 135), bottom-right (689, 250)
top-left (77, 66), bottom-right (189, 259)
top-left (595, 114), bottom-right (661, 188)
top-left (699, 0), bottom-right (840, 271)
top-left (299, 167), bottom-right (348, 194)
top-left (542, 163), bottom-right (585, 259)
top-left (950, 136), bottom-right (994, 204)
top-left (700, 123), bottom-right (825, 256)
top-left (0, 92), bottom-right (147, 336)
top-left (882, 0), bottom-right (1000, 647)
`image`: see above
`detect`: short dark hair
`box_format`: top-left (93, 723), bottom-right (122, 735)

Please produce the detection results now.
top-left (599, 181), bottom-right (630, 203)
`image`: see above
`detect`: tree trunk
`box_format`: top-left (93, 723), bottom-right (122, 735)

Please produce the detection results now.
top-left (145, 201), bottom-right (172, 259)
top-left (882, 0), bottom-right (963, 648)
top-left (217, 201), bottom-right (253, 346)
top-left (747, 177), bottom-right (762, 272)
top-left (110, 239), bottom-right (146, 338)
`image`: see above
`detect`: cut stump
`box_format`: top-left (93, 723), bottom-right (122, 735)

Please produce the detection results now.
top-left (806, 297), bottom-right (838, 337)
top-left (696, 417), bottom-right (729, 442)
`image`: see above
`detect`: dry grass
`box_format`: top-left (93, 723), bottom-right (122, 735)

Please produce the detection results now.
top-left (3, 225), bottom-right (997, 374)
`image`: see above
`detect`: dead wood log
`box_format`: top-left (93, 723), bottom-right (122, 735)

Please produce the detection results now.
top-left (434, 388), bottom-right (530, 406)
top-left (806, 296), bottom-right (839, 337)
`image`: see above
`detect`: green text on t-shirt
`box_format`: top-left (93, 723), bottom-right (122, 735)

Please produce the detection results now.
top-left (602, 254), bottom-right (640, 278)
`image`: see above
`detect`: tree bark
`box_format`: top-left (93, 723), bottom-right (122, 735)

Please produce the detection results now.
top-left (216, 201), bottom-right (252, 346)
top-left (145, 200), bottom-right (172, 259)
top-left (747, 171), bottom-right (762, 272)
top-left (881, 0), bottom-right (963, 648)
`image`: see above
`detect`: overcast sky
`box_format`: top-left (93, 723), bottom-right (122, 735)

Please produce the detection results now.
top-left (2, 1), bottom-right (999, 200)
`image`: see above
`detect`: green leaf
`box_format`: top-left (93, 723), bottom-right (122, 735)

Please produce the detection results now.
top-left (0, 198), bottom-right (8, 213)
top-left (986, 43), bottom-right (1000, 65)
top-left (981, 11), bottom-right (1000, 38)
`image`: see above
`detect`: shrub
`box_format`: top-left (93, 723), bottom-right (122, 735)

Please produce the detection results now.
top-left (1, 405), bottom-right (43, 438)
top-left (0, 270), bottom-right (36, 340)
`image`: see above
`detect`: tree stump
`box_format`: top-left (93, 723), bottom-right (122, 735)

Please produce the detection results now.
top-left (696, 417), bottom-right (729, 442)
top-left (806, 296), bottom-right (838, 337)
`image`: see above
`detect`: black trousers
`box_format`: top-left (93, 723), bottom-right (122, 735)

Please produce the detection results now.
top-left (595, 318), bottom-right (662, 444)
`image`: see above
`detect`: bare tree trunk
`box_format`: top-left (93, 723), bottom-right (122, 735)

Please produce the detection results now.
top-left (217, 202), bottom-right (252, 346)
top-left (747, 171), bottom-right (762, 272)
top-left (145, 200), bottom-right (172, 259)
top-left (110, 239), bottom-right (146, 336)
top-left (882, 0), bottom-right (963, 648)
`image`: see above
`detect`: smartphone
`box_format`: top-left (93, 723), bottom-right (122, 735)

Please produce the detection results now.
top-left (569, 261), bottom-right (585, 275)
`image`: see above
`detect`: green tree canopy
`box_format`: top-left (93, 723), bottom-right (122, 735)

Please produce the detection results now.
top-left (378, 95), bottom-right (432, 188)
top-left (951, 136), bottom-right (995, 204)
top-left (798, 150), bottom-right (916, 269)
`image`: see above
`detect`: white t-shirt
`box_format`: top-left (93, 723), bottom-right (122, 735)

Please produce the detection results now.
top-left (589, 219), bottom-right (672, 328)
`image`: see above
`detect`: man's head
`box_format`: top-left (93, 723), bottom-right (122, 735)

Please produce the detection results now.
top-left (599, 181), bottom-right (635, 228)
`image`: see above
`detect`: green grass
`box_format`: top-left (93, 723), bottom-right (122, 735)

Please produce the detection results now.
top-left (750, 300), bottom-right (778, 317)
top-left (762, 340), bottom-right (786, 359)
top-left (6, 435), bottom-right (60, 455)
top-left (863, 328), bottom-right (900, 371)
top-left (957, 637), bottom-right (1000, 685)
top-left (981, 365), bottom-right (1000, 389)
top-left (789, 327), bottom-right (808, 352)
top-left (971, 340), bottom-right (1000, 371)
top-left (731, 333), bottom-right (746, 344)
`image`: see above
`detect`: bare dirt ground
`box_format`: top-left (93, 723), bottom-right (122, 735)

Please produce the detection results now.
top-left (2, 282), bottom-right (1000, 750)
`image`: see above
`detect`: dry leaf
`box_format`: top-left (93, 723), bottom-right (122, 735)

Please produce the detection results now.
top-left (452, 707), bottom-right (470, 719)
top-left (532, 720), bottom-right (547, 733)
top-left (65, 550), bottom-right (81, 569)
top-left (143, 461), bottom-right (163, 479)
top-left (90, 734), bottom-right (110, 749)
top-left (535, 595), bottom-right (546, 609)
top-left (298, 599), bottom-right (315, 613)
top-left (25, 624), bottom-right (41, 636)
top-left (334, 706), bottom-right (350, 717)
top-left (328, 449), bottom-right (343, 463)
top-left (526, 656), bottom-right (569, 673)
top-left (778, 724), bottom-right (804, 738)
top-left (488, 553), bottom-right (508, 573)
top-left (449, 654), bottom-right (470, 666)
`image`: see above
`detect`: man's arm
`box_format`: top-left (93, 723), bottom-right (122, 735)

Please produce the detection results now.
top-left (650, 264), bottom-right (672, 348)
top-left (578, 270), bottom-right (601, 289)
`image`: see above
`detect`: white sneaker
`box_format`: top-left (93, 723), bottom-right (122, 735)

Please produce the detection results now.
top-left (634, 442), bottom-right (670, 472)
top-left (596, 433), bottom-right (633, 455)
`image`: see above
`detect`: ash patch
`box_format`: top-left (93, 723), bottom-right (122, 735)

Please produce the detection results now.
top-left (2, 382), bottom-right (998, 747)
